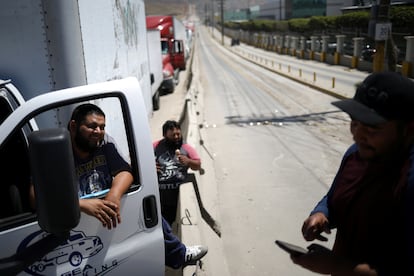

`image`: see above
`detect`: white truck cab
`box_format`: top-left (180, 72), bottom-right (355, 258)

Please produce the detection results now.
top-left (0, 78), bottom-right (164, 275)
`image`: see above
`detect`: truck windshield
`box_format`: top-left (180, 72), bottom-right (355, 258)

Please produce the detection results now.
top-left (161, 41), bottom-right (169, 55)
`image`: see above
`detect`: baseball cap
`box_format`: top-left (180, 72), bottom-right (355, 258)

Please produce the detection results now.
top-left (332, 72), bottom-right (414, 125)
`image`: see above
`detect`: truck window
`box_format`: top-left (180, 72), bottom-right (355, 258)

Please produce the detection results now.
top-left (0, 96), bottom-right (140, 231)
top-left (32, 97), bottom-right (140, 194)
top-left (0, 95), bottom-right (13, 125)
top-left (173, 40), bottom-right (183, 54)
top-left (0, 100), bottom-right (33, 222)
top-left (161, 40), bottom-right (169, 55)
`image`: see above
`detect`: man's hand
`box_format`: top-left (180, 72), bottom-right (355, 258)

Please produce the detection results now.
top-left (177, 154), bottom-right (191, 166)
top-left (302, 212), bottom-right (331, 241)
top-left (80, 198), bottom-right (119, 229)
top-left (105, 193), bottom-right (121, 225)
top-left (104, 170), bottom-right (133, 225)
top-left (177, 154), bottom-right (201, 170)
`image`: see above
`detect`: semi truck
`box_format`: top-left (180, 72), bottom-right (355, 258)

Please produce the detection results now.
top-left (0, 77), bottom-right (164, 275)
top-left (146, 15), bottom-right (188, 94)
top-left (146, 26), bottom-right (175, 95)
top-left (0, 0), bottom-right (159, 126)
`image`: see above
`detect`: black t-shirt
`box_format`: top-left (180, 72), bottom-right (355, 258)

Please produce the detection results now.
top-left (75, 143), bottom-right (131, 197)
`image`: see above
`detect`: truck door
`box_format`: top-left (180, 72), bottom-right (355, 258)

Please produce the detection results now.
top-left (0, 78), bottom-right (164, 275)
top-left (171, 39), bottom-right (186, 71)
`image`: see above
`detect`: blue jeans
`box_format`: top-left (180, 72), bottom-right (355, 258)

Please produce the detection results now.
top-left (163, 217), bottom-right (186, 269)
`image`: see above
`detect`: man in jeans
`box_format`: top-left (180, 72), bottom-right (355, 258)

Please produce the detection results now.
top-left (154, 120), bottom-right (202, 225)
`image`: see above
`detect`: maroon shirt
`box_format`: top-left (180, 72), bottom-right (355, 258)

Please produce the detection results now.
top-left (329, 152), bottom-right (410, 274)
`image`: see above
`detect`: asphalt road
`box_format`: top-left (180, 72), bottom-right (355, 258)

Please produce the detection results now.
top-left (186, 26), bottom-right (360, 276)
top-left (155, 25), bottom-right (372, 276)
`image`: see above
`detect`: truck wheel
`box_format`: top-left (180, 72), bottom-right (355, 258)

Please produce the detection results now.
top-left (69, 251), bottom-right (83, 266)
top-left (153, 90), bottom-right (160, 111)
top-left (36, 263), bottom-right (46, 272)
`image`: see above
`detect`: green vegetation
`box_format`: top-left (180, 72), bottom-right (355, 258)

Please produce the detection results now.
top-left (223, 6), bottom-right (414, 35)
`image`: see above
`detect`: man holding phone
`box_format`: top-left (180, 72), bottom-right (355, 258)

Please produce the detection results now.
top-left (285, 72), bottom-right (414, 276)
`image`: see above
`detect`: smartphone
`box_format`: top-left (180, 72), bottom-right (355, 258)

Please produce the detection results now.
top-left (275, 240), bottom-right (308, 256)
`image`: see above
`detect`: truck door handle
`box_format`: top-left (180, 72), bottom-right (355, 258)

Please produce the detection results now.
top-left (143, 195), bottom-right (158, 228)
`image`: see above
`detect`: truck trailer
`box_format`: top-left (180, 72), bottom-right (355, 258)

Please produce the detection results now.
top-left (0, 0), bottom-right (158, 126)
top-left (0, 0), bottom-right (166, 274)
top-left (147, 29), bottom-right (163, 110)
top-left (146, 15), bottom-right (188, 94)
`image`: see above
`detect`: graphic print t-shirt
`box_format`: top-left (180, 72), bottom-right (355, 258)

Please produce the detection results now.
top-left (75, 143), bottom-right (131, 197)
top-left (153, 139), bottom-right (200, 185)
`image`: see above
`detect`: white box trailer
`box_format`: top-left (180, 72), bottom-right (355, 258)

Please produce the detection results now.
top-left (173, 17), bottom-right (189, 60)
top-left (147, 29), bottom-right (163, 111)
top-left (0, 0), bottom-right (155, 129)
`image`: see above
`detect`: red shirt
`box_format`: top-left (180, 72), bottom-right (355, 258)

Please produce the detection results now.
top-left (330, 152), bottom-right (410, 274)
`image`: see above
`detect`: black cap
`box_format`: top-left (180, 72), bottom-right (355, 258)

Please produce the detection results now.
top-left (332, 72), bottom-right (414, 125)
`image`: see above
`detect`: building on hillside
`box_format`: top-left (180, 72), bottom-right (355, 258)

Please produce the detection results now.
top-left (223, 0), bottom-right (414, 22)
top-left (339, 0), bottom-right (414, 14)
top-left (257, 0), bottom-right (327, 20)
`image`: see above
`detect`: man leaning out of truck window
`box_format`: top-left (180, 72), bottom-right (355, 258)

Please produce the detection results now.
top-left (30, 103), bottom-right (133, 230)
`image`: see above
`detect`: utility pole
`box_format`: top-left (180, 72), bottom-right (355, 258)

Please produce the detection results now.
top-left (372, 0), bottom-right (391, 72)
top-left (211, 0), bottom-right (214, 36)
top-left (221, 0), bottom-right (224, 45)
top-left (280, 0), bottom-right (282, 20)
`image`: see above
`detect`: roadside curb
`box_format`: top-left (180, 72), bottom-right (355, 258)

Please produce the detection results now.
top-left (178, 67), bottom-right (206, 276)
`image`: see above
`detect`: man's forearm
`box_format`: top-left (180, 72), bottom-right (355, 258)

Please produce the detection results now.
top-left (189, 159), bottom-right (201, 170)
top-left (106, 171), bottom-right (134, 202)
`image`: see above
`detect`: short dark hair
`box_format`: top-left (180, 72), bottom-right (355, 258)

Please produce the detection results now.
top-left (69, 103), bottom-right (105, 126)
top-left (162, 120), bottom-right (180, 136)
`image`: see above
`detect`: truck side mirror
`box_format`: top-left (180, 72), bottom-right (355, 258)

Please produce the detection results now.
top-left (28, 128), bottom-right (80, 236)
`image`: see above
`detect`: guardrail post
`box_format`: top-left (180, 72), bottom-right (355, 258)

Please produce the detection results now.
top-left (334, 35), bottom-right (346, 65)
top-left (291, 36), bottom-right (298, 56)
top-left (321, 35), bottom-right (330, 62)
top-left (310, 36), bottom-right (318, 60)
top-left (300, 36), bottom-right (306, 59)
top-left (402, 36), bottom-right (414, 77)
top-left (285, 35), bottom-right (291, 55)
top-left (272, 35), bottom-right (278, 52)
top-left (352, 37), bottom-right (365, 69)
top-left (280, 35), bottom-right (285, 54)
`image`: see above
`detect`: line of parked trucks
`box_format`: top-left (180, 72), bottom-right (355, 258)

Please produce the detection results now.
top-left (146, 14), bottom-right (191, 95)
top-left (0, 0), bottom-right (193, 275)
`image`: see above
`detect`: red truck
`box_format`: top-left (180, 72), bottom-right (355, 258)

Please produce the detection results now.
top-left (146, 15), bottom-right (188, 94)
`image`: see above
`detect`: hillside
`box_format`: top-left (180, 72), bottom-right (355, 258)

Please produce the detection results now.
top-left (144, 1), bottom-right (188, 19)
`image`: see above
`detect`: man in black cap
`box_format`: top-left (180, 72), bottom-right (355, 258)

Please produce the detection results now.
top-left (289, 72), bottom-right (414, 275)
